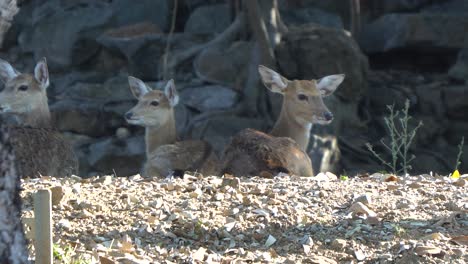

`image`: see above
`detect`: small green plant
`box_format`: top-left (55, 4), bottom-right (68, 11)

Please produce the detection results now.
top-left (340, 175), bottom-right (349, 181)
top-left (366, 100), bottom-right (423, 175)
top-left (392, 224), bottom-right (407, 237)
top-left (454, 136), bottom-right (464, 171)
top-left (53, 244), bottom-right (90, 264)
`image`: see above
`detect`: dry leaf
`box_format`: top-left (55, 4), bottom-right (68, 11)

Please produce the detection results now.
top-left (415, 246), bottom-right (442, 255)
top-left (451, 235), bottom-right (468, 246)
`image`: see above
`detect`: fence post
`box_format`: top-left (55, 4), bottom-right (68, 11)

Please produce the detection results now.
top-left (34, 189), bottom-right (52, 264)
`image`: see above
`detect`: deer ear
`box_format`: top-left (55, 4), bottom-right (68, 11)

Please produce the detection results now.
top-left (34, 58), bottom-right (49, 89)
top-left (0, 58), bottom-right (20, 84)
top-left (128, 76), bottom-right (150, 99)
top-left (317, 74), bottom-right (345, 97)
top-left (164, 79), bottom-right (179, 107)
top-left (258, 65), bottom-right (289, 94)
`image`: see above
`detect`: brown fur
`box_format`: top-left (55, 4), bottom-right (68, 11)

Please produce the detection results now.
top-left (0, 58), bottom-right (78, 178)
top-left (7, 126), bottom-right (78, 177)
top-left (221, 129), bottom-right (313, 177)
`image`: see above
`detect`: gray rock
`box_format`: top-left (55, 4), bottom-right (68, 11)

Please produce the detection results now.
top-left (443, 85), bottom-right (468, 120)
top-left (423, 0), bottom-right (468, 14)
top-left (87, 136), bottom-right (145, 177)
top-left (20, 1), bottom-right (112, 69)
top-left (193, 41), bottom-right (252, 86)
top-left (184, 4), bottom-right (231, 34)
top-left (180, 85), bottom-right (238, 112)
top-left (281, 8), bottom-right (343, 29)
top-left (190, 116), bottom-right (266, 154)
top-left (448, 48), bottom-right (468, 82)
top-left (18, 0), bottom-right (170, 70)
top-left (276, 25), bottom-right (369, 102)
top-left (50, 99), bottom-right (122, 137)
top-left (359, 13), bottom-right (468, 54)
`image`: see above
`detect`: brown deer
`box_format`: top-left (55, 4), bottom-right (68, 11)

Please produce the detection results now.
top-left (0, 58), bottom-right (78, 178)
top-left (221, 65), bottom-right (344, 177)
top-left (125, 77), bottom-right (218, 178)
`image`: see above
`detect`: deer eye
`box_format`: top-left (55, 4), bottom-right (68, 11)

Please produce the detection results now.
top-left (297, 94), bottom-right (308, 101)
top-left (150, 101), bottom-right (159, 107)
top-left (18, 85), bottom-right (28, 91)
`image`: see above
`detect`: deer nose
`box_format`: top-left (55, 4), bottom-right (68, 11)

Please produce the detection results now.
top-left (324, 112), bottom-right (333, 121)
top-left (124, 112), bottom-right (133, 120)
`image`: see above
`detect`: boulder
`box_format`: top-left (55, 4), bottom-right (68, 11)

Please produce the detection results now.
top-left (180, 85), bottom-right (239, 112)
top-left (276, 25), bottom-right (369, 102)
top-left (359, 13), bottom-right (468, 54)
top-left (184, 4), bottom-right (231, 34)
top-left (190, 115), bottom-right (266, 154)
top-left (87, 136), bottom-right (145, 177)
top-left (50, 99), bottom-right (121, 137)
top-left (281, 8), bottom-right (343, 29)
top-left (193, 41), bottom-right (252, 86)
top-left (448, 47), bottom-right (468, 82)
top-left (18, 0), bottom-right (170, 70)
top-left (443, 85), bottom-right (468, 120)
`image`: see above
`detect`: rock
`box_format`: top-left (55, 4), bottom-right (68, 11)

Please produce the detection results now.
top-left (190, 116), bottom-right (266, 154)
top-left (445, 121), bottom-right (468, 145)
top-left (359, 14), bottom-right (468, 54)
top-left (18, 0), bottom-right (170, 70)
top-left (193, 41), bottom-right (252, 86)
top-left (354, 194), bottom-right (372, 205)
top-left (95, 175), bottom-right (113, 185)
top-left (349, 202), bottom-right (377, 217)
top-left (87, 136), bottom-right (145, 177)
top-left (50, 99), bottom-right (121, 137)
top-left (184, 4), bottom-right (231, 34)
top-left (330, 239), bottom-right (347, 251)
top-left (449, 47), bottom-right (468, 82)
top-left (50, 186), bottom-right (66, 206)
top-left (180, 85), bottom-right (238, 112)
top-left (276, 25), bottom-right (368, 102)
top-left (443, 85), bottom-right (468, 120)
top-left (281, 8), bottom-right (343, 29)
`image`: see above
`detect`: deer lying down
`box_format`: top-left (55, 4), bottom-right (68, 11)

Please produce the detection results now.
top-left (221, 65), bottom-right (344, 177)
top-left (125, 77), bottom-right (218, 178)
top-left (0, 58), bottom-right (78, 178)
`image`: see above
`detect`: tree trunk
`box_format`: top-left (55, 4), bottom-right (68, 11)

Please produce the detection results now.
top-left (0, 0), bottom-right (19, 47)
top-left (0, 126), bottom-right (30, 264)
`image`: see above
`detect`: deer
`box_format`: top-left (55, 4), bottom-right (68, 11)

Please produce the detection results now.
top-left (221, 65), bottom-right (344, 177)
top-left (125, 76), bottom-right (219, 178)
top-left (0, 58), bottom-right (78, 178)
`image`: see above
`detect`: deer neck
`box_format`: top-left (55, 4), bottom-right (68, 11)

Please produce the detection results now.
top-left (18, 101), bottom-right (52, 128)
top-left (270, 105), bottom-right (312, 151)
top-left (145, 110), bottom-right (177, 157)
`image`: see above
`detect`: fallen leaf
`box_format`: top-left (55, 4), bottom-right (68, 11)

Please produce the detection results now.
top-left (451, 235), bottom-right (468, 246)
top-left (415, 246), bottom-right (442, 255)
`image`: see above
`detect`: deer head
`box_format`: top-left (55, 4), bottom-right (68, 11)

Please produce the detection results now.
top-left (125, 77), bottom-right (179, 128)
top-left (259, 65), bottom-right (344, 126)
top-left (0, 58), bottom-right (50, 115)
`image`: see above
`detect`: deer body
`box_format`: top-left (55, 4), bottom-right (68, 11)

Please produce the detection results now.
top-left (221, 65), bottom-right (344, 177)
top-left (125, 77), bottom-right (218, 178)
top-left (0, 58), bottom-right (78, 178)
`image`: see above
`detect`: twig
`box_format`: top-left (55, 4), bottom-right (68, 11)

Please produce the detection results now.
top-left (161, 0), bottom-right (178, 80)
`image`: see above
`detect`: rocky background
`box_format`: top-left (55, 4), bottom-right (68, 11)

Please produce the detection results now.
top-left (0, 0), bottom-right (467, 177)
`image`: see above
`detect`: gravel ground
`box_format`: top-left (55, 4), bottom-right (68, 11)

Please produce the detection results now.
top-left (21, 172), bottom-right (467, 263)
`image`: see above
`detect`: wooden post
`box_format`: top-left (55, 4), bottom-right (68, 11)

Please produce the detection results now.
top-left (34, 189), bottom-right (52, 264)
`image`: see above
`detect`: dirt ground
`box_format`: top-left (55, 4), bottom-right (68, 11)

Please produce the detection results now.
top-left (21, 172), bottom-right (467, 263)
